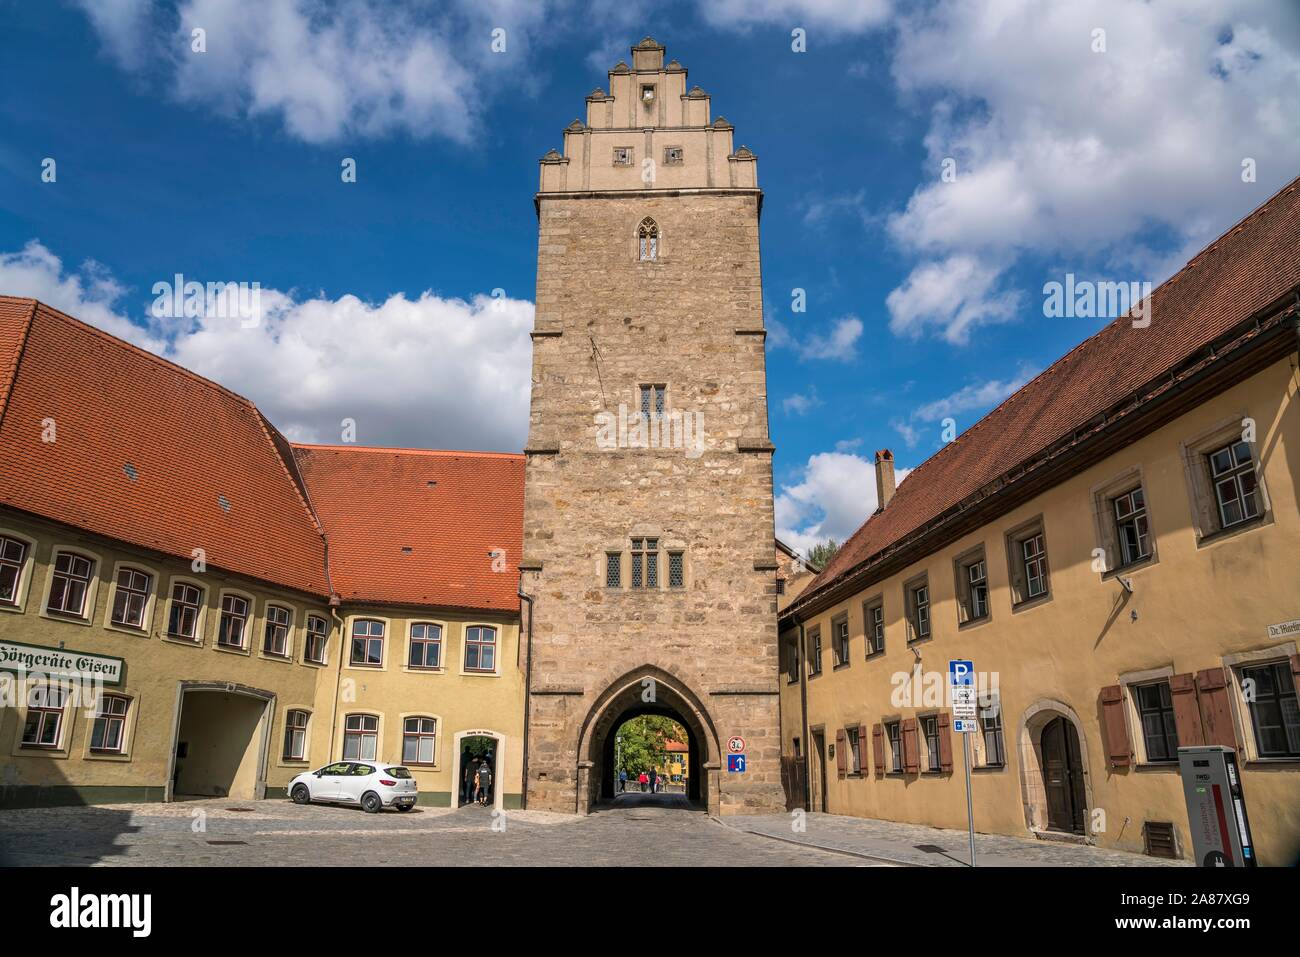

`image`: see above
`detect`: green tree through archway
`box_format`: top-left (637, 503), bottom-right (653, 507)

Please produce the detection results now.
top-left (613, 715), bottom-right (687, 791)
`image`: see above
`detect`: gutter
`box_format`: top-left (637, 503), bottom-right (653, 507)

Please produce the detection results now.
top-left (782, 288), bottom-right (1300, 625)
top-left (518, 575), bottom-right (535, 810)
top-left (796, 616), bottom-right (811, 813)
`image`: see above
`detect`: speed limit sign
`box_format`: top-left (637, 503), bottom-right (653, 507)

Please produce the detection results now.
top-left (727, 736), bottom-right (746, 754)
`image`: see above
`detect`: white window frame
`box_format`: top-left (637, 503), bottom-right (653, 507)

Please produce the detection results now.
top-left (215, 589), bottom-right (255, 653)
top-left (104, 562), bottom-right (157, 634)
top-left (0, 529), bottom-right (36, 613)
top-left (163, 576), bottom-right (207, 644)
top-left (40, 547), bottom-right (102, 624)
top-left (461, 623), bottom-right (501, 676)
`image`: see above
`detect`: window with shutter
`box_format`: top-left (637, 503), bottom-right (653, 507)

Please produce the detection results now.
top-left (938, 711), bottom-right (953, 772)
top-left (901, 718), bottom-right (920, 774)
top-left (835, 729), bottom-right (847, 779)
top-left (1196, 667), bottom-right (1240, 750)
top-left (871, 723), bottom-right (885, 777)
top-left (1168, 672), bottom-right (1204, 750)
top-left (1099, 684), bottom-right (1132, 769)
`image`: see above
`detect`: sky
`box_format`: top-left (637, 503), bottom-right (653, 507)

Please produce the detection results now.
top-left (2, 0), bottom-right (1298, 556)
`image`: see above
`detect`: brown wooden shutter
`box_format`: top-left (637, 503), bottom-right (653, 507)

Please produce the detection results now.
top-left (835, 729), bottom-right (847, 778)
top-left (871, 723), bottom-right (884, 777)
top-left (1168, 672), bottom-right (1204, 747)
top-left (1291, 654), bottom-right (1300, 683)
top-left (937, 711), bottom-right (953, 772)
top-left (858, 724), bottom-right (869, 775)
top-left (1196, 667), bottom-right (1240, 749)
top-left (1098, 685), bottom-right (1131, 769)
top-left (901, 718), bottom-right (920, 774)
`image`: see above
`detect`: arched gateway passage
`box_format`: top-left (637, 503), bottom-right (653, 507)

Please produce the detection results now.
top-left (577, 667), bottom-right (720, 814)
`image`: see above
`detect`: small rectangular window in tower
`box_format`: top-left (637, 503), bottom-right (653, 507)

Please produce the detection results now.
top-left (605, 552), bottom-right (622, 588)
top-left (645, 538), bottom-right (659, 588)
top-left (630, 538), bottom-right (644, 588)
top-left (664, 147), bottom-right (683, 165)
top-left (668, 552), bottom-right (684, 588)
top-left (639, 384), bottom-right (667, 421)
top-left (613, 147), bottom-right (633, 166)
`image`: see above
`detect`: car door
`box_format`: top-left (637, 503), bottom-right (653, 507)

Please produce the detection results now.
top-left (315, 762), bottom-right (352, 801)
top-left (338, 764), bottom-right (374, 803)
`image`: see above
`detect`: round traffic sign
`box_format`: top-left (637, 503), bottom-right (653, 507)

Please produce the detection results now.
top-left (727, 735), bottom-right (746, 754)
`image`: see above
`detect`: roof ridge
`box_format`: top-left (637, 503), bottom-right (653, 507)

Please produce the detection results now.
top-left (253, 408), bottom-right (329, 539)
top-left (292, 442), bottom-right (525, 459)
top-left (19, 297), bottom-right (264, 411)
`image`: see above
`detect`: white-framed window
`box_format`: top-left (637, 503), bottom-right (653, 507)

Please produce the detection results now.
top-left (217, 593), bottom-right (250, 648)
top-left (109, 567), bottom-right (152, 629)
top-left (922, 714), bottom-right (941, 772)
top-left (21, 684), bottom-right (68, 749)
top-left (350, 619), bottom-right (385, 667)
top-left (304, 614), bottom-right (328, 664)
top-left (845, 726), bottom-right (862, 773)
top-left (1208, 441), bottom-right (1261, 530)
top-left (167, 581), bottom-right (204, 641)
top-left (954, 549), bottom-right (989, 624)
top-left (886, 720), bottom-right (902, 772)
top-left (283, 709), bottom-right (309, 761)
top-left (1240, 661), bottom-right (1299, 759)
top-left (0, 534), bottom-right (30, 606)
top-left (47, 552), bottom-right (95, 618)
top-left (906, 579), bottom-right (930, 641)
top-left (614, 146), bottom-right (634, 166)
top-left (464, 625), bottom-right (497, 673)
top-left (1022, 534), bottom-right (1047, 598)
top-left (263, 604), bottom-right (292, 657)
top-left (90, 693), bottom-right (130, 754)
top-left (864, 599), bottom-right (884, 656)
top-left (1113, 487), bottom-right (1151, 566)
top-left (409, 622), bottom-right (442, 669)
top-left (832, 614), bottom-right (849, 667)
top-left (980, 702), bottom-right (1005, 768)
top-left (402, 716), bottom-right (437, 765)
top-left (1007, 519), bottom-right (1050, 605)
top-left (342, 714), bottom-right (379, 761)
top-left (638, 217), bottom-right (658, 261)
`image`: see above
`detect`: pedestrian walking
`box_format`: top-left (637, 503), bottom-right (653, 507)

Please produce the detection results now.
top-left (477, 760), bottom-right (493, 805)
top-left (638, 770), bottom-right (648, 792)
top-left (619, 769), bottom-right (628, 793)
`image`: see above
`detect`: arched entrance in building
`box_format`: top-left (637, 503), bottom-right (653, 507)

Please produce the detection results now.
top-left (1018, 700), bottom-right (1093, 837)
top-left (451, 729), bottom-right (506, 813)
top-left (578, 666), bottom-right (719, 815)
top-left (166, 681), bottom-right (274, 802)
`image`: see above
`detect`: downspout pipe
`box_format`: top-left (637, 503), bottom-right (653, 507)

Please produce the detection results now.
top-left (796, 616), bottom-right (811, 813)
top-left (518, 576), bottom-right (535, 810)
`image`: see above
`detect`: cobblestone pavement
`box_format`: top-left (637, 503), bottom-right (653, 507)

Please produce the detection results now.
top-left (725, 812), bottom-right (1189, 866)
top-left (0, 793), bottom-right (875, 867)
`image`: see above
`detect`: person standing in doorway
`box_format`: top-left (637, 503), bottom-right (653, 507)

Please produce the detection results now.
top-left (461, 750), bottom-right (473, 804)
top-left (476, 759), bottom-right (493, 806)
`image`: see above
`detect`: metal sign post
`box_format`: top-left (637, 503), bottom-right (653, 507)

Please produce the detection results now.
top-left (949, 660), bottom-right (977, 867)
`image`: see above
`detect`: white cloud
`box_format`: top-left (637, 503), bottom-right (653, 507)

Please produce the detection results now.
top-left (885, 255), bottom-right (1022, 345)
top-left (782, 390), bottom-right (822, 416)
top-left (891, 364), bottom-right (1038, 447)
top-left (74, 0), bottom-right (561, 144)
top-left (776, 450), bottom-right (912, 556)
top-left (0, 241), bottom-right (532, 452)
top-left (883, 0), bottom-right (1300, 341)
top-left (771, 314), bottom-right (864, 361)
top-left (700, 0), bottom-right (892, 32)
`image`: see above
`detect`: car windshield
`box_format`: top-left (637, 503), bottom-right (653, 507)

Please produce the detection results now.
top-left (385, 766), bottom-right (413, 778)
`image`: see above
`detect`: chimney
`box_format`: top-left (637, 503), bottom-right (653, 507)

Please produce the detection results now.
top-left (874, 449), bottom-right (895, 512)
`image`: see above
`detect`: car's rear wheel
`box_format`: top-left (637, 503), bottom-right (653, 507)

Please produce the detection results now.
top-left (291, 784), bottom-right (311, 805)
top-left (361, 791), bottom-right (383, 813)
top-left (395, 803), bottom-right (414, 812)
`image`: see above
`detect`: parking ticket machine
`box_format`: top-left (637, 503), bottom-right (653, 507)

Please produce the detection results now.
top-left (1177, 745), bottom-right (1256, 867)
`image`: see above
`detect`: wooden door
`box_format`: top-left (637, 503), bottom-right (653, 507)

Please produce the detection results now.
top-left (1042, 716), bottom-right (1085, 833)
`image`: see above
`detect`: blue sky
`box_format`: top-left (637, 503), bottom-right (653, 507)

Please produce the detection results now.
top-left (2, 1), bottom-right (1298, 554)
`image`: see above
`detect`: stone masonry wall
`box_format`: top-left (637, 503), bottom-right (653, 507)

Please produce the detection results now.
top-left (523, 189), bottom-right (783, 814)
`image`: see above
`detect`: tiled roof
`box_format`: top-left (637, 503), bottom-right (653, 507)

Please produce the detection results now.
top-left (796, 175), bottom-right (1300, 610)
top-left (292, 444), bottom-right (524, 612)
top-left (0, 297), bottom-right (525, 612)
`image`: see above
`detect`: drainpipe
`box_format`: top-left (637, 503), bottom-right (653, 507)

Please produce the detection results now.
top-left (518, 575), bottom-right (535, 811)
top-left (327, 597), bottom-right (344, 761)
top-left (796, 616), bottom-right (811, 813)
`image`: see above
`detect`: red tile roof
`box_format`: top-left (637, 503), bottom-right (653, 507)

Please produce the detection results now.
top-left (794, 176), bottom-right (1300, 611)
top-left (292, 444), bottom-right (524, 612)
top-left (0, 297), bottom-right (525, 612)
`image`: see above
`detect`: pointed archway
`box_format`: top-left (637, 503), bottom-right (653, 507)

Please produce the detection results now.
top-left (576, 665), bottom-right (721, 815)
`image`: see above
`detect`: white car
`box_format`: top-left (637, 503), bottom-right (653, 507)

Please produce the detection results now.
top-left (289, 761), bottom-right (418, 813)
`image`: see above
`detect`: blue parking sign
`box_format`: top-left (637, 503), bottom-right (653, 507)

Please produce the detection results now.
top-left (728, 754), bottom-right (746, 773)
top-left (949, 659), bottom-right (974, 687)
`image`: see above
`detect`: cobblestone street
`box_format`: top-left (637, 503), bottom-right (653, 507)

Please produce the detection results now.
top-left (0, 793), bottom-right (1190, 866)
top-left (0, 793), bottom-right (865, 867)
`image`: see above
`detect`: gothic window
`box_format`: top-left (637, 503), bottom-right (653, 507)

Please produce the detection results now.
top-left (638, 218), bottom-right (659, 261)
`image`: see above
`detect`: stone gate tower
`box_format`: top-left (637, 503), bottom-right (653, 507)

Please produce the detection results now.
top-left (521, 37), bottom-right (782, 815)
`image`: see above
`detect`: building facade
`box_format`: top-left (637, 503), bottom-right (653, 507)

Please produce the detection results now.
top-left (0, 298), bottom-right (527, 809)
top-left (779, 177), bottom-right (1300, 864)
top-left (521, 38), bottom-right (784, 815)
